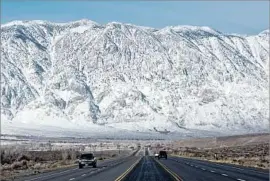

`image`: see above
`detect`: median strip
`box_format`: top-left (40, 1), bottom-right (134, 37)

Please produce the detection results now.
top-left (114, 157), bottom-right (142, 181)
top-left (154, 159), bottom-right (183, 181)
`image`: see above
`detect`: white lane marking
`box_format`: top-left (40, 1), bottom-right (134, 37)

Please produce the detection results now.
top-left (237, 179), bottom-right (246, 181)
top-left (25, 169), bottom-right (73, 181)
top-left (69, 178), bottom-right (75, 180)
top-left (210, 170), bottom-right (215, 173)
top-left (175, 157), bottom-right (269, 174)
top-left (221, 174), bottom-right (228, 177)
top-left (199, 159), bottom-right (268, 175)
top-left (81, 174), bottom-right (86, 176)
top-left (174, 157), bottom-right (269, 177)
top-left (233, 167), bottom-right (269, 175)
top-left (190, 164), bottom-right (193, 166)
top-left (202, 168), bottom-right (206, 170)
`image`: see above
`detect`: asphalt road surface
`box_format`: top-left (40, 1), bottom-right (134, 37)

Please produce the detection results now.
top-left (159, 156), bottom-right (269, 181)
top-left (122, 156), bottom-right (175, 181)
top-left (14, 156), bottom-right (140, 181)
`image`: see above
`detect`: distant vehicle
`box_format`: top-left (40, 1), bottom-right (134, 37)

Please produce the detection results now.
top-left (158, 151), bottom-right (167, 159)
top-left (154, 153), bottom-right (159, 158)
top-left (78, 153), bottom-right (97, 168)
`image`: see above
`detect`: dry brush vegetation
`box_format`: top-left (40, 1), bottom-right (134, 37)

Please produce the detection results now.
top-left (169, 134), bottom-right (270, 169)
top-left (171, 143), bottom-right (269, 169)
top-left (0, 148), bottom-right (80, 180)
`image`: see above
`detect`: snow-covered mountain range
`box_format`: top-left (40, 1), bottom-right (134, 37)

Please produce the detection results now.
top-left (1, 19), bottom-right (269, 137)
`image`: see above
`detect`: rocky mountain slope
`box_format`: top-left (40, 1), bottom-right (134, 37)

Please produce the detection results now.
top-left (1, 19), bottom-right (269, 137)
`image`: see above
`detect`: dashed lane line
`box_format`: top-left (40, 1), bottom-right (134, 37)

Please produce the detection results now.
top-left (173, 156), bottom-right (270, 175)
top-left (169, 157), bottom-right (250, 181)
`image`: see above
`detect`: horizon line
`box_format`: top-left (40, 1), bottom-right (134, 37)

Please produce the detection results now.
top-left (1, 18), bottom-right (269, 36)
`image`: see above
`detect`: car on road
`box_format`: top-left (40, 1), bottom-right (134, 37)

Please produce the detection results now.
top-left (78, 153), bottom-right (97, 168)
top-left (154, 153), bottom-right (159, 158)
top-left (158, 151), bottom-right (167, 159)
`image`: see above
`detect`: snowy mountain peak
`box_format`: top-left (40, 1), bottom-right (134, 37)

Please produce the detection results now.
top-left (1, 19), bottom-right (269, 137)
top-left (258, 29), bottom-right (269, 36)
top-left (1, 19), bottom-right (99, 29)
top-left (66, 19), bottom-right (100, 27)
top-left (169, 25), bottom-right (219, 34)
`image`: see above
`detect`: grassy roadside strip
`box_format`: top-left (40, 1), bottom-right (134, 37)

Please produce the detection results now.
top-left (1, 162), bottom-right (77, 181)
top-left (114, 157), bottom-right (142, 181)
top-left (154, 158), bottom-right (183, 181)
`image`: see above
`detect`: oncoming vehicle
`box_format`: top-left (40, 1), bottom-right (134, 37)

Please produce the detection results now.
top-left (78, 153), bottom-right (97, 168)
top-left (154, 153), bottom-right (159, 158)
top-left (158, 151), bottom-right (167, 159)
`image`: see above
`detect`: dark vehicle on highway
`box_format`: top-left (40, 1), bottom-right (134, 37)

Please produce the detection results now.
top-left (78, 153), bottom-right (97, 168)
top-left (158, 151), bottom-right (167, 159)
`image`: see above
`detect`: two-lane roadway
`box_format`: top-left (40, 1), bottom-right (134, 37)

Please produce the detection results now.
top-left (14, 155), bottom-right (141, 181)
top-left (158, 156), bottom-right (269, 181)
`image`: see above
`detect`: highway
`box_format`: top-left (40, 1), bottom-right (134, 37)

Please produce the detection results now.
top-left (13, 147), bottom-right (143, 181)
top-left (14, 156), bottom-right (140, 181)
top-left (159, 156), bottom-right (269, 181)
top-left (13, 149), bottom-right (269, 181)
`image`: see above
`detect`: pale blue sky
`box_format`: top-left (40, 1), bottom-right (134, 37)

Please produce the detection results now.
top-left (1, 1), bottom-right (269, 35)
